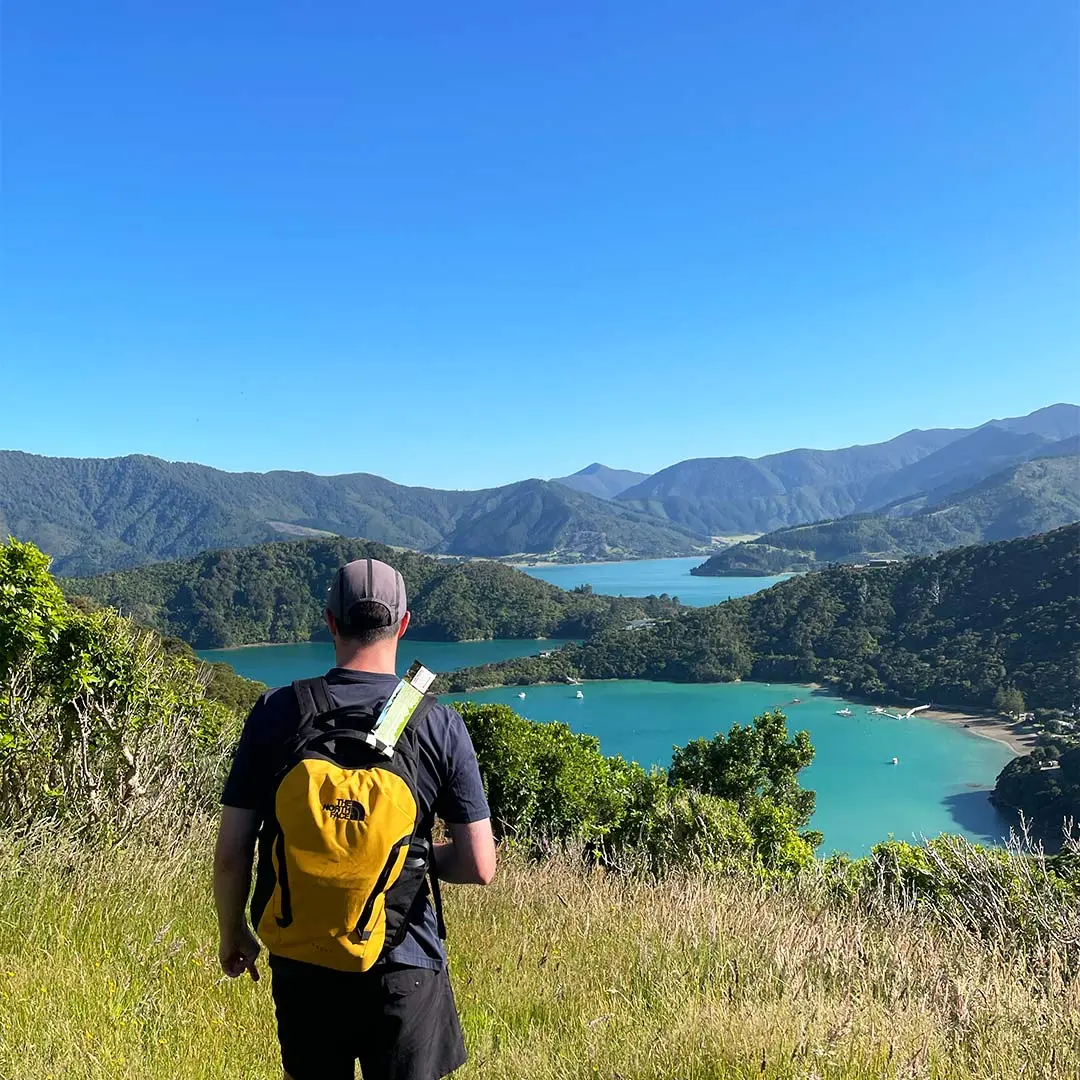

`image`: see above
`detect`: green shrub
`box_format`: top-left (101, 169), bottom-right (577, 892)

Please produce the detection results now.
top-left (0, 539), bottom-right (238, 840)
top-left (458, 701), bottom-right (819, 876)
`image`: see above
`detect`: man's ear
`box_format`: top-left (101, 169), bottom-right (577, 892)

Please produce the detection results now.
top-left (397, 611), bottom-right (410, 638)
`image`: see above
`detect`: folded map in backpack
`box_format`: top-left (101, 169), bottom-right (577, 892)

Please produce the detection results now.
top-left (370, 661), bottom-right (436, 756)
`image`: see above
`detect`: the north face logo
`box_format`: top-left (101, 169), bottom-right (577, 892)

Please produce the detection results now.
top-left (323, 799), bottom-right (366, 821)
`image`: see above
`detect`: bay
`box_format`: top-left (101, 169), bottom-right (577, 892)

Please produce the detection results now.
top-left (445, 680), bottom-right (1015, 857)
top-left (207, 639), bottom-right (1014, 857)
top-left (198, 638), bottom-right (551, 686)
top-left (520, 556), bottom-right (789, 606)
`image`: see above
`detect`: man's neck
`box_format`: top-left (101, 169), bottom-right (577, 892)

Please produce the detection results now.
top-left (333, 643), bottom-right (398, 675)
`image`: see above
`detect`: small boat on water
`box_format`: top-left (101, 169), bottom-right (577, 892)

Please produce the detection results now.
top-left (575, 690), bottom-right (584, 699)
top-left (836, 708), bottom-right (854, 717)
top-left (789, 698), bottom-right (802, 705)
top-left (891, 757), bottom-right (899, 766)
top-left (518, 692), bottom-right (526, 699)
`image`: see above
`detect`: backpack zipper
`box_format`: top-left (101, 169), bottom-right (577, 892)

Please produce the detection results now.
top-left (352, 835), bottom-right (411, 941)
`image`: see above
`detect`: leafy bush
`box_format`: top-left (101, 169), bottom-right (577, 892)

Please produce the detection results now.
top-left (458, 701), bottom-right (818, 876)
top-left (670, 709), bottom-right (816, 828)
top-left (0, 538), bottom-right (239, 840)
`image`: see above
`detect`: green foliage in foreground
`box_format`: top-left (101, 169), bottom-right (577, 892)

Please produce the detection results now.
top-left (64, 536), bottom-right (680, 648)
top-left (459, 702), bottom-right (818, 875)
top-left (0, 538), bottom-right (252, 837)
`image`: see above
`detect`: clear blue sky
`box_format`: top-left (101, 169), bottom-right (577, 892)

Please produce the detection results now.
top-left (3, 2), bottom-right (1077, 488)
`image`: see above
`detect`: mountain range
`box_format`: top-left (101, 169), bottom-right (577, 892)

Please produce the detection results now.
top-left (551, 463), bottom-right (649, 500)
top-left (1, 403), bottom-right (1076, 575)
top-left (692, 451), bottom-right (1080, 575)
top-left (611, 404), bottom-right (1079, 534)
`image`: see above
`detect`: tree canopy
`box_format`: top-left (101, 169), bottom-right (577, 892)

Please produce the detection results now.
top-left (64, 537), bottom-right (681, 648)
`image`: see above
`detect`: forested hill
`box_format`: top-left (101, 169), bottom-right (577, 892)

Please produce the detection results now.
top-left (692, 453), bottom-right (1080, 575)
top-left (63, 538), bottom-right (680, 649)
top-left (0, 453), bottom-right (702, 576)
top-left (444, 525), bottom-right (1080, 714)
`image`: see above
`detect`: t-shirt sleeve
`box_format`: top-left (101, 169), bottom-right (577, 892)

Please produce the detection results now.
top-left (221, 693), bottom-right (273, 810)
top-left (434, 706), bottom-right (491, 825)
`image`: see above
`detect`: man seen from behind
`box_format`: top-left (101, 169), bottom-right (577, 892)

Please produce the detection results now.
top-left (213, 557), bottom-right (496, 1080)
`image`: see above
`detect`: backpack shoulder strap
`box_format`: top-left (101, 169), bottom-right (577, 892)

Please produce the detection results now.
top-left (292, 677), bottom-right (335, 727)
top-left (394, 692), bottom-right (438, 749)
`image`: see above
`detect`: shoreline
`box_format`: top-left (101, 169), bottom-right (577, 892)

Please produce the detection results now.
top-left (915, 708), bottom-right (1034, 756)
top-left (447, 674), bottom-right (1034, 757)
top-left (803, 684), bottom-right (1032, 756)
top-left (507, 554), bottom-right (707, 570)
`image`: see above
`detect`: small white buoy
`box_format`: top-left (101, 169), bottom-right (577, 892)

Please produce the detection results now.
top-left (891, 757), bottom-right (899, 766)
top-left (518, 692), bottom-right (526, 699)
top-left (576, 690), bottom-right (584, 699)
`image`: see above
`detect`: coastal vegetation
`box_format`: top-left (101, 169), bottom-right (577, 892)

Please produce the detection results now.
top-left (691, 453), bottom-right (1080, 575)
top-left (993, 733), bottom-right (1080, 841)
top-left (63, 537), bottom-right (681, 648)
top-left (2, 535), bottom-right (1079, 1077)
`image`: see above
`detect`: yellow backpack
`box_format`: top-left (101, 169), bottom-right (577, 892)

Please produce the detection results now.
top-left (253, 677), bottom-right (440, 972)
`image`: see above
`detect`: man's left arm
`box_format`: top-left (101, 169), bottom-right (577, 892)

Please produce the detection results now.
top-left (214, 806), bottom-right (261, 980)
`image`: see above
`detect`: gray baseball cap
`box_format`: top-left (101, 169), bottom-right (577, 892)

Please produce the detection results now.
top-left (326, 558), bottom-right (407, 627)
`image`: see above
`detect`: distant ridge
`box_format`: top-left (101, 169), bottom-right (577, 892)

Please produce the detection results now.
top-left (1, 403), bottom-right (1074, 575)
top-left (551, 463), bottom-right (649, 500)
top-left (691, 451), bottom-right (1080, 575)
top-left (0, 452), bottom-right (700, 575)
top-left (616, 404), bottom-right (1079, 536)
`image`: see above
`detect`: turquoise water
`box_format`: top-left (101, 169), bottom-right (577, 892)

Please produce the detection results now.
top-left (445, 680), bottom-right (1014, 856)
top-left (198, 638), bottom-right (550, 685)
top-left (520, 557), bottom-right (789, 606)
top-left (206, 639), bottom-right (1014, 856)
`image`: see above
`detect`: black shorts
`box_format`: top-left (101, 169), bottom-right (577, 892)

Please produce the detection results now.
top-left (269, 955), bottom-right (468, 1080)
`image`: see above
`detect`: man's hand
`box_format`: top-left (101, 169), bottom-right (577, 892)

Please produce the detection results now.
top-left (213, 807), bottom-right (261, 981)
top-left (219, 923), bottom-right (261, 981)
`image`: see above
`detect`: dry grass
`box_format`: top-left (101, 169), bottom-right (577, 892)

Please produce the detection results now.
top-left (0, 828), bottom-right (1077, 1080)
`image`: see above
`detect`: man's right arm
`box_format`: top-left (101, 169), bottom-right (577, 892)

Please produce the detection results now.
top-left (432, 706), bottom-right (497, 886)
top-left (434, 818), bottom-right (496, 885)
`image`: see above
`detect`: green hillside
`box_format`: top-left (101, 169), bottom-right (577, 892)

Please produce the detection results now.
top-left (692, 454), bottom-right (1080, 575)
top-left (64, 537), bottom-right (680, 648)
top-left (0, 453), bottom-right (702, 575)
top-left (446, 525), bottom-right (1080, 714)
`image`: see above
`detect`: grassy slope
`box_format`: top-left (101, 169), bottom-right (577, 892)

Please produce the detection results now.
top-left (1, 832), bottom-right (1075, 1080)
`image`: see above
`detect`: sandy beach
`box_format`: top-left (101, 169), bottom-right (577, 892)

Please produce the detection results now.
top-left (916, 708), bottom-right (1035, 756)
top-left (804, 684), bottom-right (1034, 755)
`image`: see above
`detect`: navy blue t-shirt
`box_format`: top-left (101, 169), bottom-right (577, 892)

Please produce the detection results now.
top-left (221, 667), bottom-right (490, 971)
